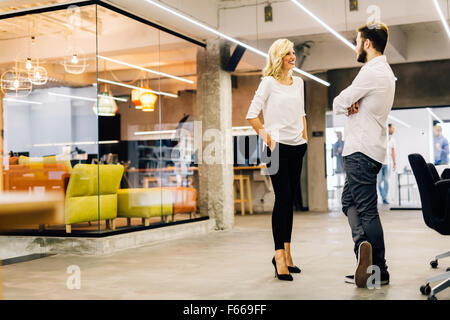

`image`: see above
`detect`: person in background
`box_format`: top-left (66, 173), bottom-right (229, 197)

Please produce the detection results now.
top-left (434, 124), bottom-right (449, 165)
top-left (8, 150), bottom-right (18, 165)
top-left (377, 124), bottom-right (396, 204)
top-left (332, 131), bottom-right (345, 175)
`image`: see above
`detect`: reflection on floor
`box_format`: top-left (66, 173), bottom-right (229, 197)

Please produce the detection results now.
top-left (1, 209), bottom-right (449, 300)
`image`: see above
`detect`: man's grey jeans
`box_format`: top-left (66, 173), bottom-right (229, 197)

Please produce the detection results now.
top-left (342, 152), bottom-right (387, 271)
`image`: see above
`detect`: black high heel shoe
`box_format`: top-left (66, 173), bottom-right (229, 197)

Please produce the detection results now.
top-left (288, 266), bottom-right (301, 274)
top-left (272, 257), bottom-right (293, 281)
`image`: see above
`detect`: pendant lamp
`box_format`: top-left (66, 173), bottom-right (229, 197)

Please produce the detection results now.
top-left (140, 91), bottom-right (157, 112)
top-left (93, 60), bottom-right (118, 116)
top-left (94, 90), bottom-right (118, 116)
top-left (1, 62), bottom-right (32, 97)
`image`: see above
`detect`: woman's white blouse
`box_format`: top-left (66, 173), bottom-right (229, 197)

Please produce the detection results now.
top-left (246, 76), bottom-right (306, 146)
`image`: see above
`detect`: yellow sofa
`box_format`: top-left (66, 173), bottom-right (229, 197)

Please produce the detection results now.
top-left (117, 188), bottom-right (173, 226)
top-left (65, 164), bottom-right (124, 233)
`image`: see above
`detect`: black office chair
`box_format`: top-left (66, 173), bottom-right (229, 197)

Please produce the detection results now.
top-left (428, 163), bottom-right (450, 183)
top-left (428, 163), bottom-right (440, 184)
top-left (409, 154), bottom-right (450, 300)
top-left (427, 163), bottom-right (450, 269)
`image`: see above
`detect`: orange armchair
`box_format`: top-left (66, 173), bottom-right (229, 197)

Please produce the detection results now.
top-left (3, 163), bottom-right (71, 193)
top-left (162, 186), bottom-right (197, 218)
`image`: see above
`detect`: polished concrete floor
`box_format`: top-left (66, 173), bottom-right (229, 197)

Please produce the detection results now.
top-left (1, 208), bottom-right (449, 300)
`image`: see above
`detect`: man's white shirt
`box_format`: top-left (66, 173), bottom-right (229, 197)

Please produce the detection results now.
top-left (332, 55), bottom-right (396, 164)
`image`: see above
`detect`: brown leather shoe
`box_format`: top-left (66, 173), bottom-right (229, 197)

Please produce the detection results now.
top-left (354, 241), bottom-right (373, 288)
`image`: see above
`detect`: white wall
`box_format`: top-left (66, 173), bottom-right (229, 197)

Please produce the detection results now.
top-left (326, 107), bottom-right (448, 205)
top-left (389, 108), bottom-right (434, 172)
top-left (4, 86), bottom-right (98, 158)
top-left (326, 107), bottom-right (450, 171)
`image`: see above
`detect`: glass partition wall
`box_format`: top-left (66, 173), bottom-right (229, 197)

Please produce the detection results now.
top-left (326, 106), bottom-right (450, 211)
top-left (0, 3), bottom-right (203, 235)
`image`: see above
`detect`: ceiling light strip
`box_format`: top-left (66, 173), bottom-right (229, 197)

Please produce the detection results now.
top-left (388, 115), bottom-right (412, 128)
top-left (32, 140), bottom-right (120, 147)
top-left (98, 78), bottom-right (178, 98)
top-left (97, 55), bottom-right (194, 84)
top-left (48, 92), bottom-right (128, 102)
top-left (142, 0), bottom-right (330, 86)
top-left (3, 98), bottom-right (43, 105)
top-left (290, 0), bottom-right (356, 51)
top-left (432, 0), bottom-right (450, 39)
top-left (48, 92), bottom-right (96, 102)
top-left (427, 107), bottom-right (444, 124)
top-left (135, 130), bottom-right (176, 136)
top-left (135, 126), bottom-right (259, 136)
top-left (98, 94), bottom-right (128, 102)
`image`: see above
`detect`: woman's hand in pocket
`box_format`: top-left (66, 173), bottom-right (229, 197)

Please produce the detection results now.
top-left (267, 136), bottom-right (277, 152)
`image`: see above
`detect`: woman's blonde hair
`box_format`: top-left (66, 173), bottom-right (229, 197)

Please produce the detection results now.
top-left (263, 39), bottom-right (294, 80)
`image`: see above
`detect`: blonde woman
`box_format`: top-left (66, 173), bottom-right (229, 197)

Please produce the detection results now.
top-left (246, 39), bottom-right (307, 281)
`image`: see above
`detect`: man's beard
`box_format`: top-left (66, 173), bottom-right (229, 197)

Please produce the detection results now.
top-left (357, 47), bottom-right (367, 63)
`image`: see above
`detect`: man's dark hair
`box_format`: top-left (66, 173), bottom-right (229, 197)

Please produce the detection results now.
top-left (388, 123), bottom-right (392, 128)
top-left (357, 23), bottom-right (389, 54)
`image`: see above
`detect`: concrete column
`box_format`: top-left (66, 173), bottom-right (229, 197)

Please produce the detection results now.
top-left (305, 75), bottom-right (329, 212)
top-left (196, 38), bottom-right (234, 230)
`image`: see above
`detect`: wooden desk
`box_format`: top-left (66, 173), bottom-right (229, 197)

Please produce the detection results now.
top-left (143, 176), bottom-right (161, 188)
top-left (126, 165), bottom-right (266, 173)
top-left (126, 167), bottom-right (198, 173)
top-left (233, 165), bottom-right (266, 171)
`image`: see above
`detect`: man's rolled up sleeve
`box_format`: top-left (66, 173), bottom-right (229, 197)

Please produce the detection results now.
top-left (333, 68), bottom-right (375, 115)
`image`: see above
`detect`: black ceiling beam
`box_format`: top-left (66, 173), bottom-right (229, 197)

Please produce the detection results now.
top-left (224, 45), bottom-right (246, 72)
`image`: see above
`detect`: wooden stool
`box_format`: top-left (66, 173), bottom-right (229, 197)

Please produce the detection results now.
top-left (169, 175), bottom-right (193, 187)
top-left (143, 176), bottom-right (161, 188)
top-left (233, 175), bottom-right (253, 215)
top-left (169, 176), bottom-right (176, 185)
